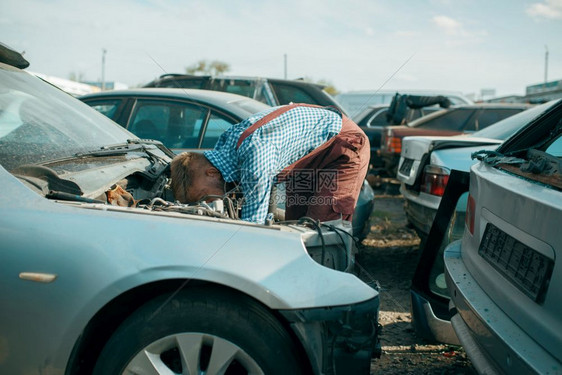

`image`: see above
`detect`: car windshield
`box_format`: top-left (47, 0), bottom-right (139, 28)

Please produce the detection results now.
top-left (472, 101), bottom-right (556, 140)
top-left (207, 78), bottom-right (259, 98)
top-left (0, 66), bottom-right (132, 171)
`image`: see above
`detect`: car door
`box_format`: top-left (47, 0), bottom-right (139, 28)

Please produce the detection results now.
top-left (199, 111), bottom-right (237, 148)
top-left (126, 99), bottom-right (238, 150)
top-left (410, 169), bottom-right (469, 344)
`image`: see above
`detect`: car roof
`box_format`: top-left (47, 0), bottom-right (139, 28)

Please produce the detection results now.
top-left (406, 103), bottom-right (532, 127)
top-left (80, 88), bottom-right (271, 117)
top-left (142, 74), bottom-right (346, 115)
top-left (145, 74), bottom-right (327, 89)
top-left (435, 103), bottom-right (531, 109)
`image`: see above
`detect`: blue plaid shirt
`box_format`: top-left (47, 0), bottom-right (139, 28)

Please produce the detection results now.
top-left (204, 105), bottom-right (342, 224)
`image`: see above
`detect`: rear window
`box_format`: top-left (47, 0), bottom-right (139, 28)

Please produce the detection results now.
top-left (473, 103), bottom-right (552, 140)
top-left (468, 108), bottom-right (523, 131)
top-left (269, 82), bottom-right (316, 105)
top-left (207, 79), bottom-right (257, 98)
top-left (416, 108), bottom-right (474, 130)
top-left (546, 135), bottom-right (562, 156)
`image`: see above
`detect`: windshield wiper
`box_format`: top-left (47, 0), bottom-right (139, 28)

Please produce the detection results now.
top-left (74, 141), bottom-right (147, 158)
top-left (127, 138), bottom-right (176, 158)
top-left (75, 139), bottom-right (175, 160)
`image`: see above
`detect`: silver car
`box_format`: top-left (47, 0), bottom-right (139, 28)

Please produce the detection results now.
top-left (396, 102), bottom-right (555, 241)
top-left (0, 45), bottom-right (381, 374)
top-left (404, 101), bottom-right (561, 346)
top-left (444, 99), bottom-right (562, 373)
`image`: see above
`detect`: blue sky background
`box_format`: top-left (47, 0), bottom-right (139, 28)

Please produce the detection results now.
top-left (2, 0), bottom-right (561, 99)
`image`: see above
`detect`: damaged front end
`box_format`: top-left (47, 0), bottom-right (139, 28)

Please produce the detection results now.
top-left (282, 221), bottom-right (382, 374)
top-left (20, 152), bottom-right (383, 374)
top-left (280, 296), bottom-right (382, 375)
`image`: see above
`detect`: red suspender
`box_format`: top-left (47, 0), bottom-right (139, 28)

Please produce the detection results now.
top-left (236, 103), bottom-right (322, 149)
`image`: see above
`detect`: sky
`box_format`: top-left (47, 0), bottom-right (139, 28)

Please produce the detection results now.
top-left (2, 0), bottom-right (562, 99)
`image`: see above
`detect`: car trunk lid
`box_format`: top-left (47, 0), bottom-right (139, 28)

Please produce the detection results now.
top-left (463, 163), bottom-right (561, 363)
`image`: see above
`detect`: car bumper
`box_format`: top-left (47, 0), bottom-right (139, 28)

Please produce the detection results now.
top-left (445, 241), bottom-right (561, 375)
top-left (403, 197), bottom-right (437, 238)
top-left (280, 295), bottom-right (382, 375)
top-left (410, 290), bottom-right (459, 345)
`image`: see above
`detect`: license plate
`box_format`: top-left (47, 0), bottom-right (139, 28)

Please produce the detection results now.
top-left (399, 158), bottom-right (413, 175)
top-left (479, 223), bottom-right (553, 303)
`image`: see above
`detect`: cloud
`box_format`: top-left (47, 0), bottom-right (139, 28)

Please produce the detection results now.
top-left (527, 0), bottom-right (562, 19)
top-left (431, 15), bottom-right (488, 44)
top-left (432, 15), bottom-right (462, 35)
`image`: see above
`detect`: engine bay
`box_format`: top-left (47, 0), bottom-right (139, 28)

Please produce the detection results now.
top-left (104, 173), bottom-right (249, 221)
top-left (11, 155), bottom-right (358, 273)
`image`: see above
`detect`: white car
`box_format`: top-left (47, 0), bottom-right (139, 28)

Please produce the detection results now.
top-left (444, 99), bottom-right (562, 374)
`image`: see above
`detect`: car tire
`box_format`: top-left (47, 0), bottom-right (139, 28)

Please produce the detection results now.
top-left (93, 286), bottom-right (306, 375)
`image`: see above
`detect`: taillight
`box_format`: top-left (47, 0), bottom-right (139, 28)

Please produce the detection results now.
top-left (386, 136), bottom-right (402, 153)
top-left (466, 194), bottom-right (475, 235)
top-left (421, 165), bottom-right (450, 196)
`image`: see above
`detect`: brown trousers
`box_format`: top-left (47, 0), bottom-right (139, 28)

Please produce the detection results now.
top-left (280, 116), bottom-right (370, 222)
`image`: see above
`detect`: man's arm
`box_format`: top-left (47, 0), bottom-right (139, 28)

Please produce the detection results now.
top-left (238, 139), bottom-right (278, 224)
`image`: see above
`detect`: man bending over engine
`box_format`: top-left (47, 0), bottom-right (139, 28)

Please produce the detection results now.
top-left (170, 104), bottom-right (369, 225)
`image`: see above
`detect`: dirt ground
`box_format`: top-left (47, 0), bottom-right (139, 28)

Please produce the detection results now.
top-left (356, 182), bottom-right (476, 374)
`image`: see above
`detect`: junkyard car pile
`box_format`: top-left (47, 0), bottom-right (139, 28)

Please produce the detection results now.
top-left (379, 102), bottom-right (530, 176)
top-left (0, 44), bottom-right (381, 374)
